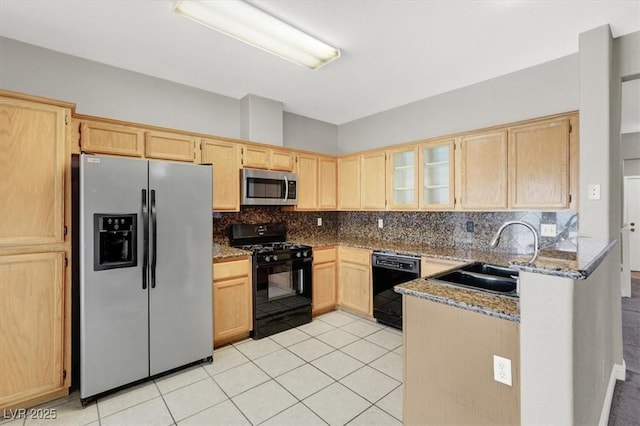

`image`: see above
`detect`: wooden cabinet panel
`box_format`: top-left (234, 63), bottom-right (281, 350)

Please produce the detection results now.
top-left (0, 252), bottom-right (65, 408)
top-left (387, 146), bottom-right (418, 210)
top-left (419, 139), bottom-right (455, 210)
top-left (404, 296), bottom-right (520, 425)
top-left (242, 146), bottom-right (270, 169)
top-left (145, 130), bottom-right (195, 162)
top-left (0, 98), bottom-right (66, 248)
top-left (318, 157), bottom-right (337, 210)
top-left (213, 258), bottom-right (252, 346)
top-left (361, 152), bottom-right (386, 210)
top-left (201, 139), bottom-right (241, 211)
top-left (80, 121), bottom-right (144, 157)
top-left (508, 118), bottom-right (570, 209)
top-left (313, 247), bottom-right (337, 316)
top-left (338, 247), bottom-right (372, 316)
top-left (338, 156), bottom-right (361, 210)
top-left (271, 150), bottom-right (294, 171)
top-left (296, 154), bottom-right (319, 210)
top-left (459, 130), bottom-right (508, 210)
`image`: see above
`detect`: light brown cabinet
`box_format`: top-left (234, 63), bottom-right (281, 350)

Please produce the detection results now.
top-left (361, 152), bottom-right (387, 210)
top-left (508, 117), bottom-right (571, 209)
top-left (312, 247), bottom-right (337, 315)
top-left (296, 154), bottom-right (319, 210)
top-left (0, 94), bottom-right (71, 410)
top-left (270, 149), bottom-right (295, 171)
top-left (213, 257), bottom-right (252, 346)
top-left (318, 157), bottom-right (337, 209)
top-left (145, 130), bottom-right (196, 162)
top-left (458, 130), bottom-right (509, 210)
top-left (201, 139), bottom-right (241, 211)
top-left (403, 296), bottom-right (520, 425)
top-left (338, 246), bottom-right (372, 316)
top-left (387, 146), bottom-right (418, 210)
top-left (0, 252), bottom-right (66, 409)
top-left (419, 139), bottom-right (455, 210)
top-left (79, 120), bottom-right (144, 157)
top-left (338, 155), bottom-right (361, 210)
top-left (242, 145), bottom-right (271, 169)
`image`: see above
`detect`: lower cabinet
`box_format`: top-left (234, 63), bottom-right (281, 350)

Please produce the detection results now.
top-left (213, 257), bottom-right (252, 347)
top-left (403, 296), bottom-right (520, 425)
top-left (0, 252), bottom-right (67, 409)
top-left (312, 247), bottom-right (337, 316)
top-left (337, 246), bottom-right (372, 316)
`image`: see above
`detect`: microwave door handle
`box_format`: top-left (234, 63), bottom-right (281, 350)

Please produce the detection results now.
top-left (284, 176), bottom-right (289, 201)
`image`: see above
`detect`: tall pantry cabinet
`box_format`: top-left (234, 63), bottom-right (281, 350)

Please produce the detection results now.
top-left (0, 92), bottom-right (72, 409)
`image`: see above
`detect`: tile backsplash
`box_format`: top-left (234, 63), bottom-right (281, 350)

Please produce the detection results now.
top-left (214, 208), bottom-right (577, 254)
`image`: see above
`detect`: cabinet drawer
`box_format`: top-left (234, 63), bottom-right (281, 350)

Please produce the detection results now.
top-left (213, 258), bottom-right (251, 281)
top-left (339, 246), bottom-right (371, 266)
top-left (314, 247), bottom-right (337, 264)
top-left (421, 258), bottom-right (466, 278)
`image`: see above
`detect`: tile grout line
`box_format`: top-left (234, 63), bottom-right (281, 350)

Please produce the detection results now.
top-left (152, 379), bottom-right (176, 426)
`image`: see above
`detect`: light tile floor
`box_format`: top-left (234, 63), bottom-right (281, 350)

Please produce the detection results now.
top-left (2, 310), bottom-right (403, 426)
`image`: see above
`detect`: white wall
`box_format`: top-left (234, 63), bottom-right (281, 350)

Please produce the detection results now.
top-left (336, 54), bottom-right (579, 154)
top-left (283, 112), bottom-right (338, 155)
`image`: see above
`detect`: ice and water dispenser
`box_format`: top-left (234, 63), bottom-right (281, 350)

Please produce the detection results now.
top-left (94, 214), bottom-right (137, 271)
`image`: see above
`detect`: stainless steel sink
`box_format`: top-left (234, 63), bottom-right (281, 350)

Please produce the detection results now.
top-left (431, 263), bottom-right (519, 298)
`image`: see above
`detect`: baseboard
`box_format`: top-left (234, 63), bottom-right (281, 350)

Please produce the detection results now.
top-left (598, 361), bottom-right (627, 426)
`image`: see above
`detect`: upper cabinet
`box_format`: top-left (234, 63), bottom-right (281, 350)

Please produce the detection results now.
top-left (361, 151), bottom-right (386, 210)
top-left (420, 139), bottom-right (455, 210)
top-left (387, 147), bottom-right (418, 210)
top-left (80, 121), bottom-right (144, 157)
top-left (318, 157), bottom-right (337, 210)
top-left (241, 145), bottom-right (294, 171)
top-left (508, 117), bottom-right (571, 209)
top-left (242, 145), bottom-right (270, 169)
top-left (296, 153), bottom-right (319, 210)
top-left (458, 130), bottom-right (509, 210)
top-left (201, 138), bottom-right (241, 212)
top-left (338, 155), bottom-right (361, 210)
top-left (0, 98), bottom-right (68, 248)
top-left (145, 130), bottom-right (196, 162)
top-left (270, 149), bottom-right (295, 171)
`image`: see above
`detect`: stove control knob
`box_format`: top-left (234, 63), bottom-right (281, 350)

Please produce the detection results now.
top-left (273, 255), bottom-right (278, 261)
top-left (263, 255), bottom-right (271, 262)
top-left (303, 251), bottom-right (309, 257)
top-left (296, 252), bottom-right (302, 258)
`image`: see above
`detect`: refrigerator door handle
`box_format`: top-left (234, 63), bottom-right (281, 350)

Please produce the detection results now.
top-left (142, 189), bottom-right (148, 290)
top-left (150, 189), bottom-right (157, 289)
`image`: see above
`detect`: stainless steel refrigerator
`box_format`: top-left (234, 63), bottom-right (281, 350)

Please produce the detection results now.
top-left (79, 154), bottom-right (212, 402)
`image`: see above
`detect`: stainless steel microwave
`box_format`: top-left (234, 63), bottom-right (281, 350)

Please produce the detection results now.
top-left (241, 168), bottom-right (298, 206)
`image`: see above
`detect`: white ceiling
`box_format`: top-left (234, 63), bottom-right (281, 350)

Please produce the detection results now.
top-left (1, 0), bottom-right (639, 125)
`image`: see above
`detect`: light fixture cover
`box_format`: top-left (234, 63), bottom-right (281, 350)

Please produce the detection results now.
top-left (174, 0), bottom-right (340, 70)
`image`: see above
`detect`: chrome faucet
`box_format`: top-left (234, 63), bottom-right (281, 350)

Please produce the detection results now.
top-left (490, 220), bottom-right (540, 263)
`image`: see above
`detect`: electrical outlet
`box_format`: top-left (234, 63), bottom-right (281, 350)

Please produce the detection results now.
top-left (493, 355), bottom-right (512, 386)
top-left (588, 184), bottom-right (601, 200)
top-left (378, 218), bottom-right (384, 229)
top-left (317, 217), bottom-right (322, 226)
top-left (540, 223), bottom-right (557, 237)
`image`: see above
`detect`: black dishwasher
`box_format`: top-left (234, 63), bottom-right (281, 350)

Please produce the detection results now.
top-left (372, 251), bottom-right (421, 330)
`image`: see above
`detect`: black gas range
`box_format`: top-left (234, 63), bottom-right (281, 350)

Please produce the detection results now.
top-left (230, 223), bottom-right (313, 339)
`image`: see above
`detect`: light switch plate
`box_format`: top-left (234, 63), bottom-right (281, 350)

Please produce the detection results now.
top-left (317, 218), bottom-right (322, 226)
top-left (378, 219), bottom-right (384, 228)
top-left (588, 184), bottom-right (601, 200)
top-left (540, 223), bottom-right (557, 237)
top-left (493, 355), bottom-right (512, 386)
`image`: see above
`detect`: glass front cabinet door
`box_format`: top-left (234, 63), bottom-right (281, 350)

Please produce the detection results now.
top-left (419, 139), bottom-right (455, 210)
top-left (387, 147), bottom-right (418, 209)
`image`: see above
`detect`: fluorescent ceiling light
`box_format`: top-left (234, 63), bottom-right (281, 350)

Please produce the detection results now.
top-left (174, 0), bottom-right (340, 70)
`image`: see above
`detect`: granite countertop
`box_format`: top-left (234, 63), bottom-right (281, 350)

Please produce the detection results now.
top-left (212, 243), bottom-right (252, 260)
top-left (396, 278), bottom-right (520, 322)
